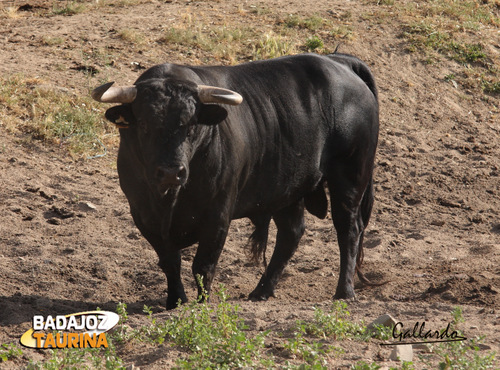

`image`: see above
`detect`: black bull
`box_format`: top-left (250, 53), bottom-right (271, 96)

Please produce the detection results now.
top-left (91, 53), bottom-right (379, 309)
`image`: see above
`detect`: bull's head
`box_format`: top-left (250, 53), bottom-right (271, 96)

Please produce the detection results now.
top-left (91, 80), bottom-right (243, 196)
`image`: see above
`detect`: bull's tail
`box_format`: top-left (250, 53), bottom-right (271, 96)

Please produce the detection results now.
top-left (355, 176), bottom-right (386, 286)
top-left (247, 215), bottom-right (272, 268)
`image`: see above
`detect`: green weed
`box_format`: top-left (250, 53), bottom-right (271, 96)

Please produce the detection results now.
top-left (283, 330), bottom-right (333, 368)
top-left (0, 343), bottom-right (23, 362)
top-left (352, 361), bottom-right (382, 370)
top-left (444, 73), bottom-right (456, 82)
top-left (52, 1), bottom-right (86, 16)
top-left (107, 282), bottom-right (273, 368)
top-left (368, 323), bottom-right (393, 341)
top-left (403, 21), bottom-right (450, 53)
top-left (482, 79), bottom-right (500, 94)
top-left (434, 307), bottom-right (496, 370)
top-left (298, 301), bottom-right (364, 340)
top-left (436, 336), bottom-right (497, 370)
top-left (353, 359), bottom-right (415, 369)
top-left (403, 21), bottom-right (489, 67)
top-left (283, 15), bottom-right (327, 31)
top-left (396, 0), bottom-right (499, 96)
top-left (26, 338), bottom-right (124, 370)
top-left (416, 0), bottom-right (498, 27)
top-left (330, 25), bottom-right (354, 40)
top-left (449, 42), bottom-right (486, 64)
top-left (305, 36), bottom-right (324, 51)
top-left (169, 285), bottom-right (271, 369)
top-left (9, 296), bottom-right (499, 369)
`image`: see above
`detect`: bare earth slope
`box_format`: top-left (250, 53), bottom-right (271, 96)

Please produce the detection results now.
top-left (0, 0), bottom-right (498, 368)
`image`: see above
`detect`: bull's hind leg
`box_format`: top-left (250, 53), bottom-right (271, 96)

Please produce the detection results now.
top-left (249, 201), bottom-right (305, 301)
top-left (327, 164), bottom-right (372, 299)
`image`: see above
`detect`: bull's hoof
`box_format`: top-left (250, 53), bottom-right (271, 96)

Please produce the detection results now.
top-left (166, 297), bottom-right (187, 310)
top-left (248, 286), bottom-right (274, 302)
top-left (333, 288), bottom-right (356, 301)
top-left (333, 295), bottom-right (358, 302)
top-left (248, 293), bottom-right (268, 302)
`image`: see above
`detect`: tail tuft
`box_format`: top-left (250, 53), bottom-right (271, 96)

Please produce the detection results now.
top-left (247, 216), bottom-right (272, 268)
top-left (355, 177), bottom-right (388, 287)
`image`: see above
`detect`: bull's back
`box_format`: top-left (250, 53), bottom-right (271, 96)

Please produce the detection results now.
top-left (188, 55), bottom-right (354, 217)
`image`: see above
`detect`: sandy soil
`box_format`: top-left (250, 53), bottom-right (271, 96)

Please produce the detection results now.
top-left (0, 0), bottom-right (498, 368)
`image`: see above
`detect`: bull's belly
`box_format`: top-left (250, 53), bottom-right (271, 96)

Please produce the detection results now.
top-left (232, 173), bottom-right (323, 219)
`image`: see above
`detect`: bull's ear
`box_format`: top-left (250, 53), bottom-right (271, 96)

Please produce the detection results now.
top-left (105, 105), bottom-right (135, 129)
top-left (197, 104), bottom-right (227, 126)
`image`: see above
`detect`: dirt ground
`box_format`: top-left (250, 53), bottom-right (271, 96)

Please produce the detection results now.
top-left (0, 0), bottom-right (498, 368)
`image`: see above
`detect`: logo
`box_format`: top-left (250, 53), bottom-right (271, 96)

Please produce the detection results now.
top-left (381, 321), bottom-right (467, 346)
top-left (20, 311), bottom-right (120, 349)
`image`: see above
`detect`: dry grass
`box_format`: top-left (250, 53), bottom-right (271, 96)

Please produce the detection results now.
top-left (0, 76), bottom-right (117, 158)
top-left (1, 6), bottom-right (21, 19)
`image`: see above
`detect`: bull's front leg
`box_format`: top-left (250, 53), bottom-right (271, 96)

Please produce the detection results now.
top-left (129, 211), bottom-right (188, 310)
top-left (159, 249), bottom-right (188, 310)
top-left (192, 217), bottom-right (230, 301)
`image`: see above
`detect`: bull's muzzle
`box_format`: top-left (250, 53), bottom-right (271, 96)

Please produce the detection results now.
top-left (155, 165), bottom-right (187, 193)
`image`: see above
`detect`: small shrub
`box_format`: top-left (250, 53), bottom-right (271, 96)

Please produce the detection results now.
top-left (170, 285), bottom-right (271, 369)
top-left (253, 32), bottom-right (296, 60)
top-left (0, 343), bottom-right (23, 362)
top-left (368, 323), bottom-right (393, 341)
top-left (482, 79), bottom-right (500, 94)
top-left (298, 301), bottom-right (364, 339)
top-left (42, 36), bottom-right (65, 46)
top-left (117, 28), bottom-right (145, 45)
top-left (449, 42), bottom-right (486, 64)
top-left (118, 281), bottom-right (273, 368)
top-left (330, 25), bottom-right (354, 40)
top-left (284, 330), bottom-right (332, 368)
top-left (305, 36), bottom-right (324, 51)
top-left (283, 15), bottom-right (326, 31)
top-left (434, 307), bottom-right (496, 370)
top-left (52, 1), bottom-right (86, 16)
top-left (352, 361), bottom-right (381, 370)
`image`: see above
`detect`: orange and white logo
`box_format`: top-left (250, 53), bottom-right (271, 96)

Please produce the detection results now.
top-left (20, 311), bottom-right (120, 349)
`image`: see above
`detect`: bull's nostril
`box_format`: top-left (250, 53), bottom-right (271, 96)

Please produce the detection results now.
top-left (177, 166), bottom-right (187, 181)
top-left (156, 165), bottom-right (186, 187)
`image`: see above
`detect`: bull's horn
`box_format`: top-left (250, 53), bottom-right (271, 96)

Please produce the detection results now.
top-left (197, 85), bottom-right (243, 105)
top-left (91, 82), bottom-right (137, 103)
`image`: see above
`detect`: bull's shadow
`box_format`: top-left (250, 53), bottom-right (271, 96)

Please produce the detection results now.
top-left (0, 294), bottom-right (165, 327)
